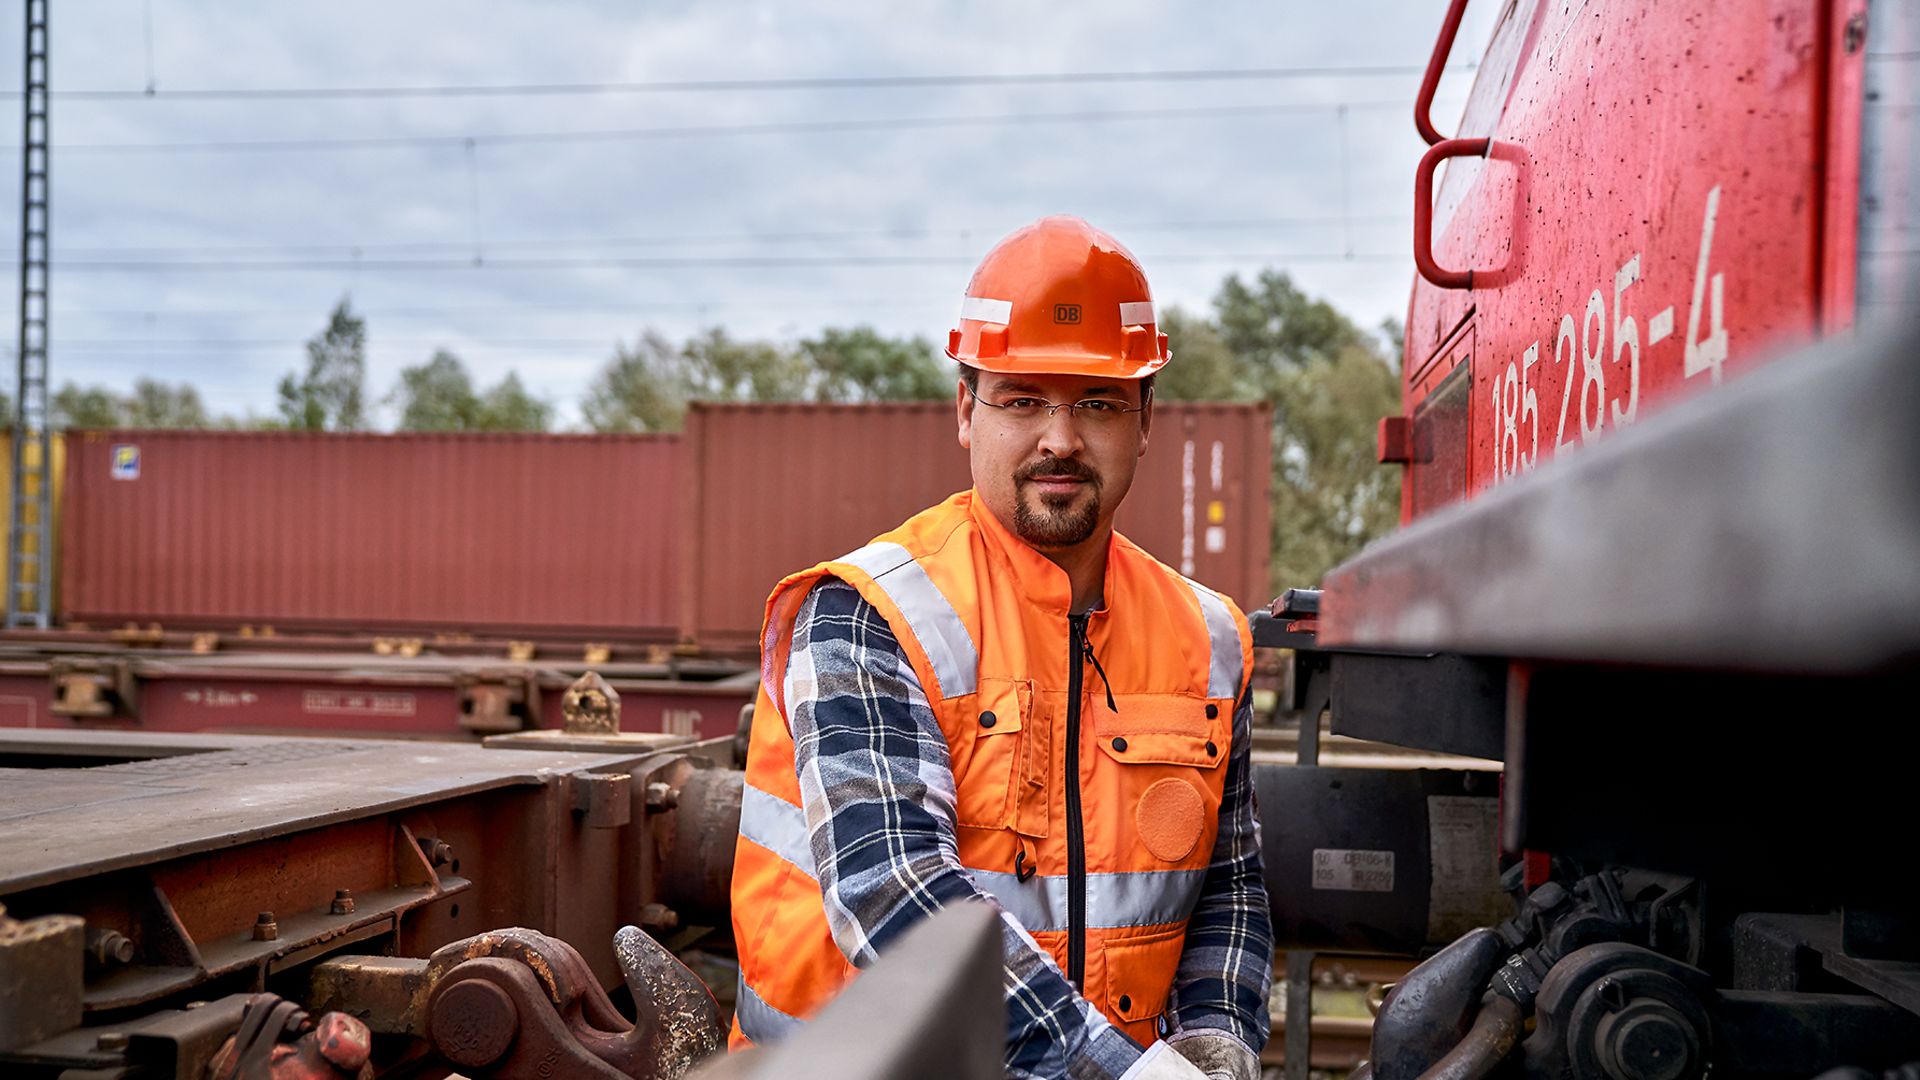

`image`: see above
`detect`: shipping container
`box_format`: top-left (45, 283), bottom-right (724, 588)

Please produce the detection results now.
top-left (0, 431), bottom-right (68, 615)
top-left (679, 401), bottom-right (1272, 648)
top-left (52, 406), bottom-right (1271, 651)
top-left (59, 430), bottom-right (685, 639)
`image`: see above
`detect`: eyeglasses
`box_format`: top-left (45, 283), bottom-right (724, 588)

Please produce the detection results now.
top-left (965, 385), bottom-right (1148, 427)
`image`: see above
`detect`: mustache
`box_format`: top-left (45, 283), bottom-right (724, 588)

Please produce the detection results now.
top-left (1015, 458), bottom-right (1102, 487)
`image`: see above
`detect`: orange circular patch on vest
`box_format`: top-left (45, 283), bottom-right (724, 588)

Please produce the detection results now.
top-left (1136, 778), bottom-right (1205, 862)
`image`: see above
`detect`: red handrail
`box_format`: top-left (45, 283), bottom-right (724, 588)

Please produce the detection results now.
top-left (1414, 137), bottom-right (1490, 290)
top-left (1416, 0), bottom-right (1472, 145)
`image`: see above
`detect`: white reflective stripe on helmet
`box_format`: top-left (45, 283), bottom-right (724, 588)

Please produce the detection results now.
top-left (1183, 577), bottom-right (1243, 701)
top-left (840, 541), bottom-right (980, 699)
top-left (970, 867), bottom-right (1208, 933)
top-left (1118, 300), bottom-right (1156, 326)
top-left (739, 780), bottom-right (817, 879)
top-left (960, 295), bottom-right (1014, 324)
top-left (735, 976), bottom-right (806, 1043)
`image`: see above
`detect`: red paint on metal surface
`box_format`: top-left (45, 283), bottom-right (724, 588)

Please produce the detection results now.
top-left (60, 432), bottom-right (684, 639)
top-left (0, 659), bottom-right (752, 740)
top-left (1820, 0), bottom-right (1869, 334)
top-left (679, 402), bottom-right (1273, 647)
top-left (1399, 0), bottom-right (1835, 518)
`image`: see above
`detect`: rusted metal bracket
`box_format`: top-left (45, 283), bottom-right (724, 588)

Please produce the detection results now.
top-left (48, 657), bottom-right (138, 719)
top-left (310, 925), bottom-right (722, 1079)
top-left (0, 906), bottom-right (85, 1053)
top-left (565, 672), bottom-right (622, 734)
top-left (454, 668), bottom-right (539, 734)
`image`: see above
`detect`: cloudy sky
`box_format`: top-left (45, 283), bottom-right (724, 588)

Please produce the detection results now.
top-left (2, 1), bottom-right (1498, 427)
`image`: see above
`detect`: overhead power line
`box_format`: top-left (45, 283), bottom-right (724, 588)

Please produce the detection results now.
top-left (51, 251), bottom-right (1406, 274)
top-left (0, 63), bottom-right (1475, 103)
top-left (51, 215), bottom-right (1409, 259)
top-left (41, 100), bottom-right (1436, 154)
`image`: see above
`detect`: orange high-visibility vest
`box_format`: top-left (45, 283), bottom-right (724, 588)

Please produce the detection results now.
top-left (729, 490), bottom-right (1252, 1050)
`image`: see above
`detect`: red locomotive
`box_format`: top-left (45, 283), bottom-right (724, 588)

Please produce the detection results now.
top-left (1265, 1), bottom-right (1920, 1077)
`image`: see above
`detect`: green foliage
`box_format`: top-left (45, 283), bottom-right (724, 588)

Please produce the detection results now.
top-left (1200, 270), bottom-right (1402, 592)
top-left (392, 350), bottom-right (553, 433)
top-left (1264, 343), bottom-right (1403, 591)
top-left (1154, 307), bottom-right (1256, 402)
top-left (393, 350), bottom-right (479, 432)
top-left (49, 379), bottom-right (210, 430)
top-left (799, 326), bottom-right (949, 402)
top-left (53, 383), bottom-right (125, 429)
top-left (581, 331), bottom-right (690, 433)
top-left (278, 297), bottom-right (368, 431)
top-left (681, 327), bottom-right (812, 403)
top-left (1215, 269), bottom-right (1365, 386)
top-left (582, 324), bottom-right (946, 432)
top-left (473, 372), bottom-right (553, 432)
top-left (126, 378), bottom-right (210, 428)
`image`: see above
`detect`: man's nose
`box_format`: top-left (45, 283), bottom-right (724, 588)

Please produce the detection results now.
top-left (1034, 406), bottom-right (1085, 458)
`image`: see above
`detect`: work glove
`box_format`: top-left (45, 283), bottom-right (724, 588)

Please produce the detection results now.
top-left (1167, 1031), bottom-right (1262, 1080)
top-left (1128, 1042), bottom-right (1212, 1079)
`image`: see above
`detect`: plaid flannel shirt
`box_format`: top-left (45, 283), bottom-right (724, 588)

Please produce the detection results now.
top-left (783, 578), bottom-right (1272, 1080)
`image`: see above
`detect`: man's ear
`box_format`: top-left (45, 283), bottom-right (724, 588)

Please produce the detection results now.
top-left (957, 378), bottom-right (974, 450)
top-left (1136, 385), bottom-right (1153, 457)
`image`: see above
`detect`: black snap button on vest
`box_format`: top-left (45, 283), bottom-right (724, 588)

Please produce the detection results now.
top-left (1206, 741), bottom-right (1218, 757)
top-left (979, 711), bottom-right (997, 729)
top-left (1112, 736), bottom-right (1128, 752)
top-left (1119, 994), bottom-right (1132, 1012)
top-left (1206, 703), bottom-right (1219, 719)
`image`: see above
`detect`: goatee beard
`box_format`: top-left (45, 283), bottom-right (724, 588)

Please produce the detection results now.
top-left (1013, 460), bottom-right (1102, 548)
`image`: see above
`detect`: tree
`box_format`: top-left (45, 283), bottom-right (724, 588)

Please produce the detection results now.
top-left (1201, 271), bottom-right (1402, 591)
top-left (53, 383), bottom-right (126, 428)
top-left (1214, 269), bottom-right (1364, 392)
top-left (680, 327), bottom-right (810, 403)
top-left (125, 378), bottom-right (210, 428)
top-left (474, 372), bottom-right (553, 432)
top-left (582, 331), bottom-right (688, 433)
top-left (278, 297), bottom-right (368, 430)
top-left (1265, 342), bottom-right (1403, 592)
top-left (1154, 307), bottom-right (1256, 402)
top-left (799, 326), bottom-right (948, 402)
top-left (393, 350), bottom-right (481, 431)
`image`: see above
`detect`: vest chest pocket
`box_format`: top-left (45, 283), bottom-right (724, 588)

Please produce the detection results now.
top-left (1094, 695), bottom-right (1232, 769)
top-left (952, 677), bottom-right (1043, 833)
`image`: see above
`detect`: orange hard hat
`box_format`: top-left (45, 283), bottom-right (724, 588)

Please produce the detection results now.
top-left (946, 215), bottom-right (1169, 379)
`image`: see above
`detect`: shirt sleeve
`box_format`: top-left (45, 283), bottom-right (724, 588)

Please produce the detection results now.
top-left (1165, 688), bottom-right (1275, 1055)
top-left (785, 578), bottom-right (1149, 1080)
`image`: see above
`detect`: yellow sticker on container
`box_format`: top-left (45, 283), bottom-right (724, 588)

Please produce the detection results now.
top-left (1206, 500), bottom-right (1225, 524)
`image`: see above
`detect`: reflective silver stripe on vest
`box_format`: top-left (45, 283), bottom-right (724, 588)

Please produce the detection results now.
top-left (736, 976), bottom-right (806, 1043)
top-left (1184, 578), bottom-right (1243, 700)
top-left (739, 780), bottom-right (817, 878)
top-left (840, 541), bottom-right (979, 698)
top-left (972, 867), bottom-right (1208, 933)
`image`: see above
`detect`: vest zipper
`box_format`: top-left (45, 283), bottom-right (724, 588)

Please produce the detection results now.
top-left (1065, 611), bottom-right (1088, 989)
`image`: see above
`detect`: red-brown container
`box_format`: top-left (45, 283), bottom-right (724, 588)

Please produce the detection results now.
top-left (60, 431), bottom-right (686, 639)
top-left (679, 401), bottom-right (1272, 648)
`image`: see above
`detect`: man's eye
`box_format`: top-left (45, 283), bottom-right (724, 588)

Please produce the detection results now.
top-left (1002, 398), bottom-right (1043, 410)
top-left (1076, 399), bottom-right (1122, 414)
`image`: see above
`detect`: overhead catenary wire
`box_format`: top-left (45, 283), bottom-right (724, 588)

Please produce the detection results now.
top-left (49, 214), bottom-right (1410, 259)
top-left (35, 100), bottom-right (1439, 155)
top-left (0, 63), bottom-right (1477, 102)
top-left (48, 251), bottom-right (1406, 274)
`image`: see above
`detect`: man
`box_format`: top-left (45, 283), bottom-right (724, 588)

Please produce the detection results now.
top-left (730, 215), bottom-right (1272, 1079)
